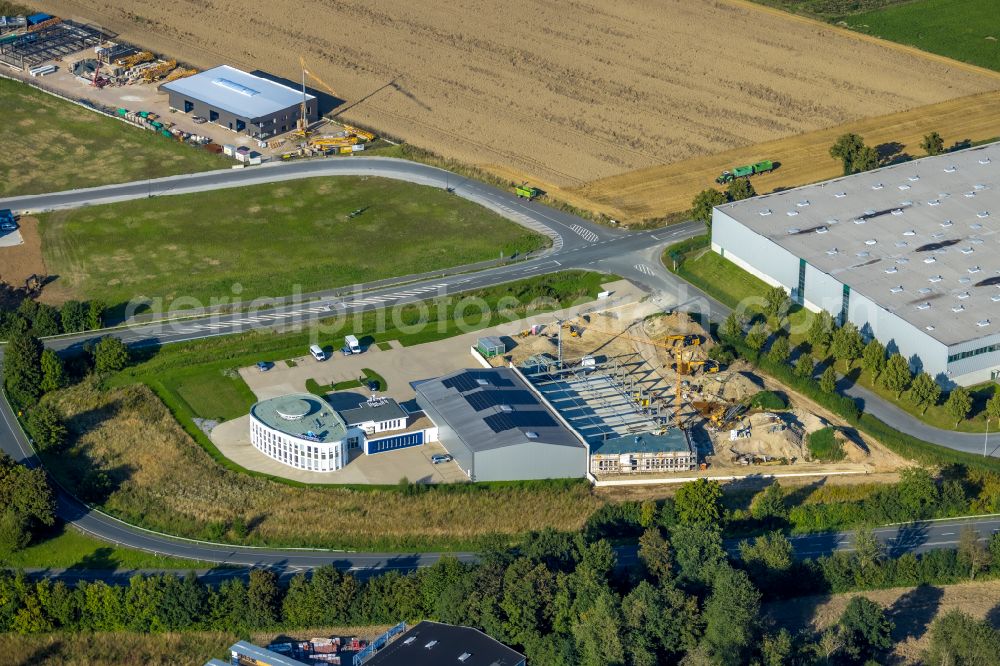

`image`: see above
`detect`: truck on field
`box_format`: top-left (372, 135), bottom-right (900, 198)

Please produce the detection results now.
top-left (515, 183), bottom-right (541, 200)
top-left (715, 159), bottom-right (775, 184)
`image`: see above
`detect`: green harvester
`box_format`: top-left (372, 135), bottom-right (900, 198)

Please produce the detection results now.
top-left (716, 159), bottom-right (775, 184)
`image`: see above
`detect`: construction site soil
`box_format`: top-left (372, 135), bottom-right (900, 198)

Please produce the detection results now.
top-left (34, 0), bottom-right (999, 207)
top-left (507, 310), bottom-right (907, 480)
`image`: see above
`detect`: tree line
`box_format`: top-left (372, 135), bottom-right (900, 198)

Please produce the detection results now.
top-left (1, 325), bottom-right (128, 552)
top-left (0, 298), bottom-right (105, 342)
top-left (3, 476), bottom-right (1000, 665)
top-left (717, 290), bottom-right (999, 430)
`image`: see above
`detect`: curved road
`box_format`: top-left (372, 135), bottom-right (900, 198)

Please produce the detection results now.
top-left (0, 157), bottom-right (996, 579)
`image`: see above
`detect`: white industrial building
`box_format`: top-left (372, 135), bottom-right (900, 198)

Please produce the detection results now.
top-left (249, 393), bottom-right (437, 472)
top-left (712, 141), bottom-right (1000, 386)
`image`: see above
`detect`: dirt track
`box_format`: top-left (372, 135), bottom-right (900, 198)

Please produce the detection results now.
top-left (36, 0), bottom-right (998, 193)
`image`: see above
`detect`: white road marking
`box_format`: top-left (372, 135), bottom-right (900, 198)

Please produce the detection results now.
top-left (634, 263), bottom-right (656, 276)
top-left (569, 224), bottom-right (599, 243)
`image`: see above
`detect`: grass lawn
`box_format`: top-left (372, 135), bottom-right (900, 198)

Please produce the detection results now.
top-left (1, 525), bottom-right (214, 570)
top-left (64, 272), bottom-right (613, 551)
top-left (666, 242), bottom-right (998, 433)
top-left (164, 367), bottom-right (257, 421)
top-left (847, 0), bottom-right (1000, 72)
top-left (807, 427), bottom-right (846, 462)
top-left (0, 78), bottom-right (227, 197)
top-left (39, 176), bottom-right (546, 318)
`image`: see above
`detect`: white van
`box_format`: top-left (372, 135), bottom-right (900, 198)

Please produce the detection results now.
top-left (309, 344), bottom-right (327, 361)
top-left (344, 335), bottom-right (362, 355)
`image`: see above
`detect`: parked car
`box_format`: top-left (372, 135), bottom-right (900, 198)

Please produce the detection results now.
top-left (0, 221), bottom-right (16, 232)
top-left (256, 361), bottom-right (273, 372)
top-left (309, 345), bottom-right (327, 361)
top-left (431, 454), bottom-right (453, 464)
top-left (192, 116), bottom-right (207, 124)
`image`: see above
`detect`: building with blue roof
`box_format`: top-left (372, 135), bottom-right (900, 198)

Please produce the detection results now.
top-left (589, 430), bottom-right (695, 474)
top-left (162, 65), bottom-right (317, 139)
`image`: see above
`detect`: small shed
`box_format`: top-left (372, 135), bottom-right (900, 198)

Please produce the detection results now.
top-left (476, 336), bottom-right (505, 358)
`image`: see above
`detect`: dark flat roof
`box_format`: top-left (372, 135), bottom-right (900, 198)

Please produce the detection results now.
top-left (364, 621), bottom-right (524, 666)
top-left (340, 397), bottom-right (407, 425)
top-left (416, 368), bottom-right (584, 452)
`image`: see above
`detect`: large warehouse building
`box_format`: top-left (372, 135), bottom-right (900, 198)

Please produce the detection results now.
top-left (161, 65), bottom-right (317, 138)
top-left (415, 368), bottom-right (588, 481)
top-left (712, 141), bottom-right (1000, 386)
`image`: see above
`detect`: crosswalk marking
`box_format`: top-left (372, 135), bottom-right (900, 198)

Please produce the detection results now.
top-left (634, 263), bottom-right (655, 277)
top-left (569, 224), bottom-right (600, 243)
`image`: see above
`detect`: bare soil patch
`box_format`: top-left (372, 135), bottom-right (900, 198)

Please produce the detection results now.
top-left (0, 216), bottom-right (53, 294)
top-left (35, 0), bottom-right (997, 191)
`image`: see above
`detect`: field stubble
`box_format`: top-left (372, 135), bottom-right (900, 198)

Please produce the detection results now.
top-left (34, 0), bottom-right (997, 194)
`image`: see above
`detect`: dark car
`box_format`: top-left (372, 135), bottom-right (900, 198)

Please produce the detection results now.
top-left (256, 361), bottom-right (273, 372)
top-left (0, 221), bottom-right (16, 232)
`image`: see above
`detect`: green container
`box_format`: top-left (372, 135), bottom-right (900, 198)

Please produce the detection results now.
top-left (753, 160), bottom-right (773, 174)
top-left (161, 129), bottom-right (173, 137)
top-left (137, 111), bottom-right (149, 118)
top-left (732, 165), bottom-right (754, 178)
top-left (116, 108), bottom-right (128, 116)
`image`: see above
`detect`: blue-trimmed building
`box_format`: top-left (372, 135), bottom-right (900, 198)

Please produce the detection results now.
top-left (249, 394), bottom-right (438, 472)
top-left (589, 430), bottom-right (695, 475)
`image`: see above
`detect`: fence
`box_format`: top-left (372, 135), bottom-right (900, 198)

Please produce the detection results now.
top-left (353, 622), bottom-right (406, 665)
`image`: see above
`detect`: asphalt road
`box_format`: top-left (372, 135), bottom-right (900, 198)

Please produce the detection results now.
top-left (0, 156), bottom-right (996, 581)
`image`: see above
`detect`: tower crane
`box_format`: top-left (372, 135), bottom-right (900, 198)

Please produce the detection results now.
top-left (296, 56), bottom-right (339, 136)
top-left (560, 319), bottom-right (712, 429)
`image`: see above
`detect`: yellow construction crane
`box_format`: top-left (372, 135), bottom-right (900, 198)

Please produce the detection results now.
top-left (296, 56), bottom-right (339, 136)
top-left (564, 320), bottom-right (707, 429)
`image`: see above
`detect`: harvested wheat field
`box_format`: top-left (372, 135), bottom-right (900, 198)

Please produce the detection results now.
top-left (579, 90), bottom-right (1000, 221)
top-left (37, 0), bottom-right (997, 191)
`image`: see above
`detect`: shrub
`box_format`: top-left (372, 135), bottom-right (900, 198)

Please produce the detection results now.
top-left (808, 427), bottom-right (846, 462)
top-left (748, 391), bottom-right (787, 411)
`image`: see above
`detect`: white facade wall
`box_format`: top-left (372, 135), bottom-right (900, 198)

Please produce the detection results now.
top-left (249, 417), bottom-right (352, 472)
top-left (709, 208), bottom-right (996, 386)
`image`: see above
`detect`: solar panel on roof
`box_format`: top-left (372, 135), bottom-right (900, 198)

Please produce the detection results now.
top-left (464, 389), bottom-right (538, 411)
top-left (442, 372), bottom-right (479, 393)
top-left (484, 411), bottom-right (557, 433)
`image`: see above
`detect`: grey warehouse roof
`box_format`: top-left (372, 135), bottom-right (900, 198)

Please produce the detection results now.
top-left (364, 621), bottom-right (525, 666)
top-left (717, 141), bottom-right (1000, 346)
top-left (416, 368), bottom-right (584, 452)
top-left (162, 65), bottom-right (314, 119)
top-left (591, 430), bottom-right (691, 456)
top-left (340, 397), bottom-right (408, 426)
top-left (250, 393), bottom-right (347, 443)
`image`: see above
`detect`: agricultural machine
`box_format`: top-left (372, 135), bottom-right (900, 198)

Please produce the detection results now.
top-left (515, 183), bottom-right (541, 200)
top-left (716, 159), bottom-right (775, 184)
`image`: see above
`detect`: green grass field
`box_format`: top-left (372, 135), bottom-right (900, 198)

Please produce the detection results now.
top-left (0, 525), bottom-right (213, 570)
top-left (667, 242), bottom-right (999, 433)
top-left (754, 0), bottom-right (1000, 72)
top-left (0, 78), bottom-right (227, 197)
top-left (847, 0), bottom-right (1000, 71)
top-left (39, 176), bottom-right (546, 317)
